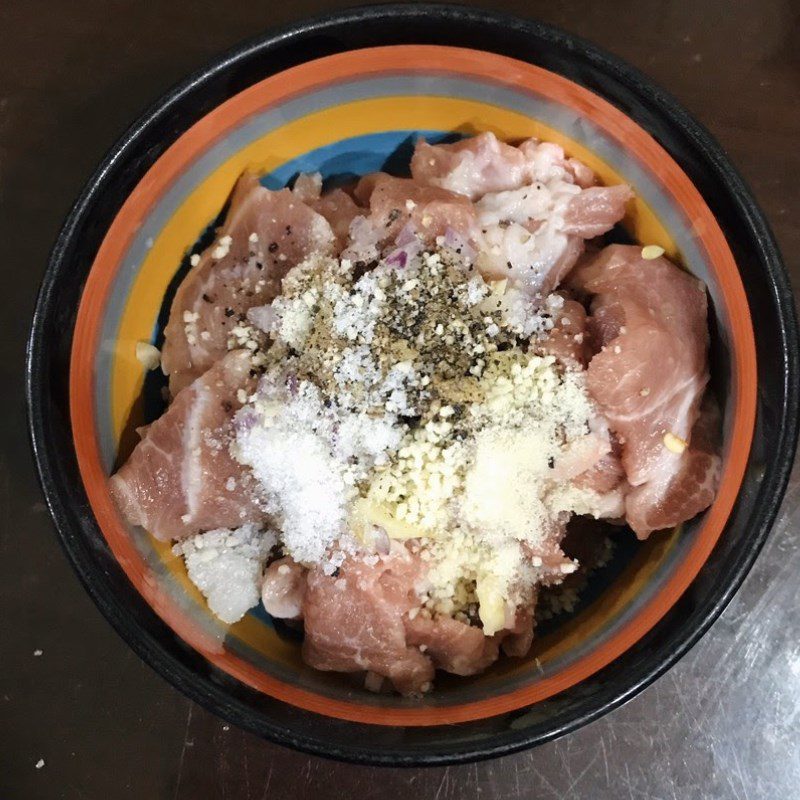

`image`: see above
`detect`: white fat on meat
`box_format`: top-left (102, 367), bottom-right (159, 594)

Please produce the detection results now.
top-left (475, 181), bottom-right (630, 296)
top-left (174, 524), bottom-right (275, 624)
top-left (410, 132), bottom-right (529, 200)
top-left (410, 134), bottom-right (631, 297)
top-left (410, 133), bottom-right (596, 201)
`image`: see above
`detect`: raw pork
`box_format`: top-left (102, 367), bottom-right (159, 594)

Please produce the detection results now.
top-left (625, 396), bottom-right (721, 534)
top-left (405, 613), bottom-right (500, 676)
top-left (411, 132), bottom-right (529, 199)
top-left (291, 172), bottom-right (363, 252)
top-left (110, 351), bottom-right (262, 540)
top-left (569, 244), bottom-right (720, 537)
top-left (474, 183), bottom-right (630, 296)
top-left (411, 134), bottom-right (631, 296)
top-left (344, 173), bottom-right (477, 263)
top-left (301, 543), bottom-right (535, 692)
top-left (536, 295), bottom-right (591, 367)
top-left (411, 133), bottom-right (598, 199)
top-left (161, 174), bottom-right (335, 395)
top-left (301, 547), bottom-right (434, 694)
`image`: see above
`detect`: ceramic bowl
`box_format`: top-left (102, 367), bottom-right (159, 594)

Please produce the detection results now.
top-left (27, 5), bottom-right (798, 765)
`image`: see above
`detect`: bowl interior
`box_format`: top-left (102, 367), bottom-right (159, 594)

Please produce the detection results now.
top-left (68, 46), bottom-right (757, 727)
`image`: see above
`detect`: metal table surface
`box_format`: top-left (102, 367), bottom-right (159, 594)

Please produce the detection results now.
top-left (2, 1), bottom-right (798, 797)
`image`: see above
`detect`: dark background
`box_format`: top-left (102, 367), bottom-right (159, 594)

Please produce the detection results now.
top-left (2, 1), bottom-right (798, 797)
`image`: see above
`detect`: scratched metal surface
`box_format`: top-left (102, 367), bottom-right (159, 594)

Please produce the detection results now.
top-left (2, 0), bottom-right (798, 797)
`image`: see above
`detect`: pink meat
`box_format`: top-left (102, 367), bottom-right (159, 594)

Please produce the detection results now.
top-left (569, 244), bottom-right (718, 537)
top-left (405, 614), bottom-right (501, 676)
top-left (291, 172), bottom-right (364, 251)
top-left (519, 512), bottom-right (578, 586)
top-left (412, 134), bottom-right (600, 201)
top-left (352, 172), bottom-right (385, 206)
top-left (500, 604), bottom-right (536, 658)
top-left (565, 158), bottom-right (596, 189)
top-left (626, 397), bottom-right (721, 534)
top-left (301, 548), bottom-right (434, 694)
top-left (300, 544), bottom-right (534, 690)
top-left (563, 185), bottom-right (634, 238)
top-left (473, 181), bottom-right (630, 297)
top-left (474, 182), bottom-right (631, 295)
top-left (161, 173), bottom-right (335, 395)
top-left (411, 132), bottom-right (529, 200)
top-left (518, 139), bottom-right (597, 188)
top-left (364, 173), bottom-right (477, 240)
top-left (536, 296), bottom-right (590, 367)
top-left (573, 450), bottom-right (626, 496)
top-left (309, 189), bottom-right (362, 252)
top-left (587, 295), bottom-right (626, 350)
top-left (475, 222), bottom-right (585, 298)
top-left (109, 351), bottom-right (262, 541)
top-left (291, 172), bottom-right (322, 202)
top-left (343, 173), bottom-right (478, 264)
top-left (261, 557), bottom-right (306, 620)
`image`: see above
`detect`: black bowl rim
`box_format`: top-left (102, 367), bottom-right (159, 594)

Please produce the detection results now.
top-left (26, 2), bottom-right (799, 766)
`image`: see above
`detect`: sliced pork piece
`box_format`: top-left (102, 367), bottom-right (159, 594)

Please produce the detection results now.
top-left (573, 450), bottom-right (626, 496)
top-left (411, 134), bottom-right (598, 201)
top-left (569, 244), bottom-right (717, 537)
top-left (110, 350), bottom-right (262, 541)
top-left (518, 139), bottom-right (597, 189)
top-left (291, 172), bottom-right (323, 202)
top-left (475, 182), bottom-right (581, 227)
top-left (550, 415), bottom-right (627, 520)
top-left (552, 426), bottom-right (615, 485)
top-left (358, 173), bottom-right (477, 244)
top-left (410, 134), bottom-right (630, 296)
top-left (563, 185), bottom-right (634, 239)
top-left (291, 172), bottom-right (363, 252)
top-left (405, 613), bottom-right (500, 676)
top-left (411, 132), bottom-right (529, 200)
top-left (586, 292), bottom-right (625, 350)
top-left (302, 545), bottom-right (529, 685)
top-left (301, 547), bottom-right (434, 694)
top-left (568, 444), bottom-right (627, 520)
top-left (161, 173), bottom-right (335, 395)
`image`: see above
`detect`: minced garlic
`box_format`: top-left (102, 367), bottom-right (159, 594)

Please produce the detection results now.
top-left (135, 341), bottom-right (161, 371)
top-left (212, 234), bottom-right (233, 260)
top-left (641, 244), bottom-right (665, 260)
top-left (663, 431), bottom-right (688, 453)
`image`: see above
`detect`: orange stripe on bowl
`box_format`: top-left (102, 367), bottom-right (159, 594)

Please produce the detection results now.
top-left (70, 45), bottom-right (757, 725)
